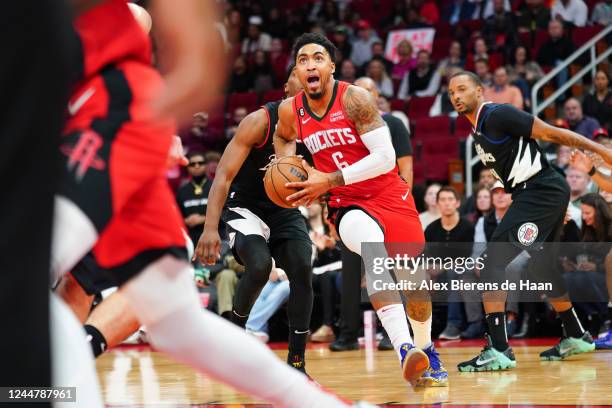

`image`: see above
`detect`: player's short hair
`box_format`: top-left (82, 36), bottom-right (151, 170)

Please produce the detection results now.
top-left (450, 70), bottom-right (483, 88)
top-left (292, 33), bottom-right (337, 64)
top-left (286, 63), bottom-right (296, 82)
top-left (436, 186), bottom-right (460, 202)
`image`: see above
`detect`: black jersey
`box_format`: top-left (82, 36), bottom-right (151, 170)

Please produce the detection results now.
top-left (471, 102), bottom-right (549, 192)
top-left (229, 100), bottom-right (311, 205)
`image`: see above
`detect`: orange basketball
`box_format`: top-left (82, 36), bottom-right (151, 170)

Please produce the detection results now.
top-left (263, 156), bottom-right (308, 208)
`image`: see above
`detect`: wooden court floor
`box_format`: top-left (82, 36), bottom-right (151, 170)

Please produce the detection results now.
top-left (97, 340), bottom-right (612, 407)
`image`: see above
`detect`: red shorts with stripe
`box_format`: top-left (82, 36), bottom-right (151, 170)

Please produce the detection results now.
top-left (329, 178), bottom-right (425, 256)
top-left (60, 60), bottom-right (187, 281)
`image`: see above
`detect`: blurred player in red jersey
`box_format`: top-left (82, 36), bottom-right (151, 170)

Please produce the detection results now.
top-left (52, 2), bottom-right (375, 407)
top-left (273, 33), bottom-right (448, 386)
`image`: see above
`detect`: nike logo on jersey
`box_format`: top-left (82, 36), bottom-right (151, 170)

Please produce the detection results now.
top-left (68, 87), bottom-right (95, 116)
top-left (402, 190), bottom-right (410, 200)
top-left (301, 117), bottom-right (311, 124)
top-left (294, 330), bottom-right (309, 334)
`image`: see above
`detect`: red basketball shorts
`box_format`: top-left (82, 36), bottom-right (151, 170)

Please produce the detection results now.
top-left (59, 61), bottom-right (187, 282)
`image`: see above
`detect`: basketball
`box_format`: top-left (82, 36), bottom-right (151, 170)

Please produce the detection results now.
top-left (263, 155), bottom-right (308, 208)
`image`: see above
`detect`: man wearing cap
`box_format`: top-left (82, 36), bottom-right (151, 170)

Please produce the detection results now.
top-left (242, 15), bottom-right (272, 57)
top-left (350, 19), bottom-right (380, 67)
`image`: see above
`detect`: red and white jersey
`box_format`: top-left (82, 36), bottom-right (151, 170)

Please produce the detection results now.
top-left (293, 80), bottom-right (400, 201)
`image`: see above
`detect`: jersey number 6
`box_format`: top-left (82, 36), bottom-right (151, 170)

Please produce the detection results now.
top-left (332, 151), bottom-right (348, 169)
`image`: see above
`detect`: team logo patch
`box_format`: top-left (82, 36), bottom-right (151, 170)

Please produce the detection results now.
top-left (517, 222), bottom-right (538, 246)
top-left (299, 107), bottom-right (305, 117)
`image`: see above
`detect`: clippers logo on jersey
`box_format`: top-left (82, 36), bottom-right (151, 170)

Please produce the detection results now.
top-left (302, 128), bottom-right (357, 155)
top-left (517, 222), bottom-right (538, 246)
top-left (475, 142), bottom-right (496, 164)
top-left (60, 130), bottom-right (106, 181)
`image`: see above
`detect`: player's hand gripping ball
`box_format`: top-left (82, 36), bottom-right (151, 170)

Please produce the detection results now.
top-left (264, 155), bottom-right (308, 208)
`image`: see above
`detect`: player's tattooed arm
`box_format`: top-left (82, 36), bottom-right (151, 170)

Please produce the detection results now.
top-left (531, 117), bottom-right (612, 165)
top-left (343, 85), bottom-right (386, 135)
top-left (273, 98), bottom-right (298, 158)
top-left (195, 109), bottom-right (268, 265)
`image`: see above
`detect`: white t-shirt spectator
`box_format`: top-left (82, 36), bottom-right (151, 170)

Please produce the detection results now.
top-left (350, 35), bottom-right (380, 67)
top-left (242, 32), bottom-right (272, 55)
top-left (591, 1), bottom-right (612, 25)
top-left (552, 0), bottom-right (588, 27)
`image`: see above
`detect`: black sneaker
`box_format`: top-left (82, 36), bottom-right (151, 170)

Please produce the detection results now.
top-left (378, 330), bottom-right (394, 351)
top-left (288, 353), bottom-right (306, 373)
top-left (329, 336), bottom-right (359, 352)
top-left (439, 324), bottom-right (461, 340)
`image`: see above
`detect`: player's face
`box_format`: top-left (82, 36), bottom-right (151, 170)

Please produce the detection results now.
top-left (448, 75), bottom-right (482, 115)
top-left (295, 44), bottom-right (336, 100)
top-left (581, 204), bottom-right (596, 227)
top-left (284, 70), bottom-right (304, 98)
top-left (437, 192), bottom-right (460, 216)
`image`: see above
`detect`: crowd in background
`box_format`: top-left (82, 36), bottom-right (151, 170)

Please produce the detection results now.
top-left (165, 0), bottom-right (612, 345)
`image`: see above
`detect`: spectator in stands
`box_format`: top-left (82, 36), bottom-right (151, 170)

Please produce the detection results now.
top-left (381, 0), bottom-right (409, 29)
top-left (461, 168), bottom-right (496, 215)
top-left (430, 66), bottom-right (464, 116)
top-left (241, 16), bottom-right (272, 59)
top-left (225, 106), bottom-right (248, 141)
top-left (215, 251), bottom-right (242, 320)
top-left (338, 59), bottom-right (357, 83)
top-left (563, 193), bottom-right (611, 337)
top-left (229, 56), bottom-right (254, 93)
top-left (378, 95), bottom-right (411, 130)
top-left (474, 58), bottom-right (494, 88)
top-left (397, 50), bottom-right (441, 100)
top-left (309, 203), bottom-right (342, 343)
top-left (250, 50), bottom-right (276, 93)
top-left (506, 45), bottom-right (545, 108)
top-left (332, 25), bottom-right (353, 63)
top-left (245, 261), bottom-right (290, 342)
top-left (516, 0), bottom-right (552, 33)
top-left (204, 151), bottom-right (221, 182)
top-left (481, 0), bottom-right (511, 19)
top-left (564, 97), bottom-right (601, 139)
top-left (567, 167), bottom-right (591, 227)
top-left (414, 0), bottom-right (441, 25)
top-left (482, 0), bottom-right (519, 59)
top-left (420, 183), bottom-right (442, 229)
top-left (310, 0), bottom-right (341, 31)
top-left (425, 187), bottom-right (476, 340)
top-left (591, 0), bottom-right (612, 25)
top-left (365, 60), bottom-right (394, 98)
top-left (484, 67), bottom-right (525, 109)
top-left (176, 151), bottom-right (210, 247)
top-left (466, 185), bottom-right (492, 224)
top-left (552, 0), bottom-right (589, 27)
top-left (391, 40), bottom-right (417, 81)
top-left (265, 7), bottom-right (287, 39)
top-left (437, 41), bottom-right (465, 80)
top-left (225, 8), bottom-right (243, 49)
top-left (350, 20), bottom-right (381, 67)
top-left (368, 41), bottom-right (394, 74)
top-left (442, 0), bottom-right (478, 24)
top-left (537, 19), bottom-right (575, 87)
top-left (270, 38), bottom-right (290, 85)
top-left (552, 145), bottom-right (572, 176)
top-left (181, 112), bottom-right (222, 152)
top-left (583, 70), bottom-right (612, 133)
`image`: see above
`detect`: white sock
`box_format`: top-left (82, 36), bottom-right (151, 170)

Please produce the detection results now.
top-left (51, 292), bottom-right (104, 408)
top-left (376, 303), bottom-right (413, 360)
top-left (122, 256), bottom-right (349, 408)
top-left (408, 315), bottom-right (433, 349)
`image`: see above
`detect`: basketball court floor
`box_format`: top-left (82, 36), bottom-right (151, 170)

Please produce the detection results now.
top-left (97, 339), bottom-right (612, 407)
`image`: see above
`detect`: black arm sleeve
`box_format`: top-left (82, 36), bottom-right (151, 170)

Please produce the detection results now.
top-left (482, 104), bottom-right (534, 140)
top-left (383, 114), bottom-right (413, 157)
